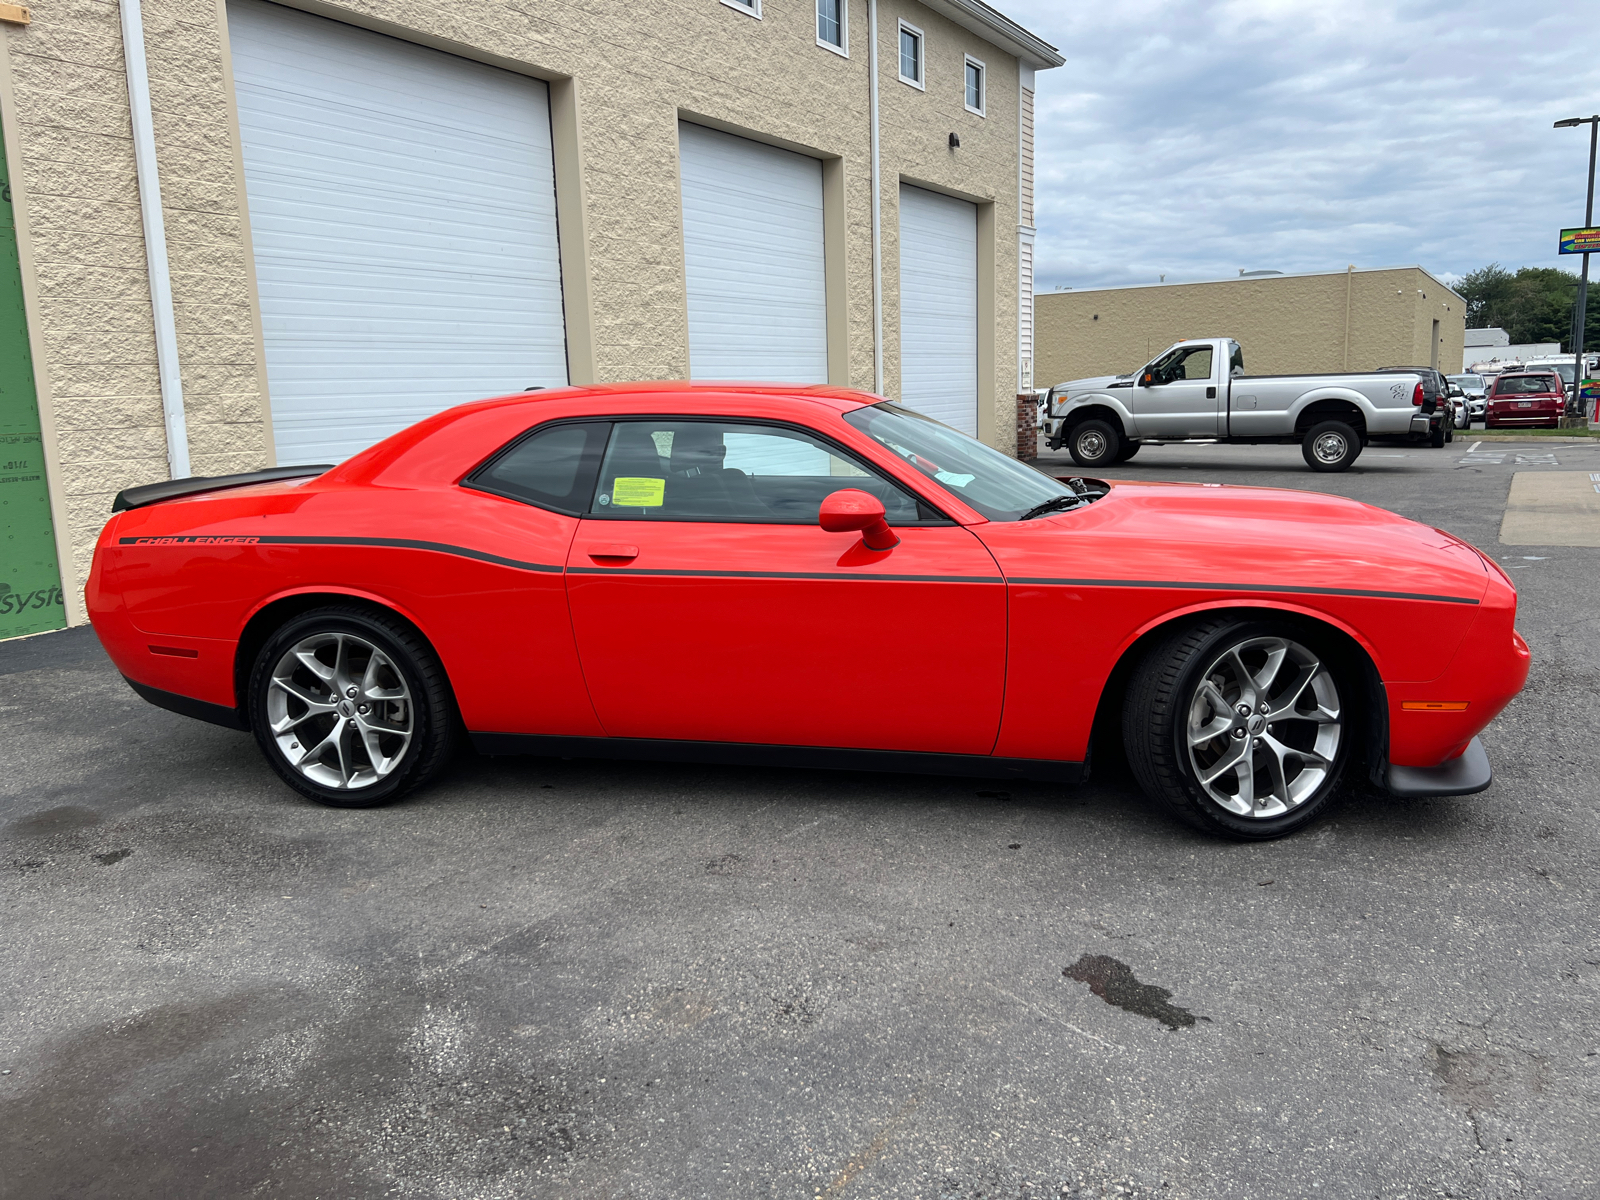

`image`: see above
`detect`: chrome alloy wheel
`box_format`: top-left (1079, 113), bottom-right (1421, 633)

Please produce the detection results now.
top-left (1076, 428), bottom-right (1108, 459)
top-left (1185, 636), bottom-right (1342, 819)
top-left (267, 632), bottom-right (413, 790)
top-left (1311, 430), bottom-right (1349, 464)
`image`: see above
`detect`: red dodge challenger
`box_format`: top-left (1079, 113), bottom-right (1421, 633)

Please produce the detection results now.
top-left (88, 384), bottom-right (1529, 839)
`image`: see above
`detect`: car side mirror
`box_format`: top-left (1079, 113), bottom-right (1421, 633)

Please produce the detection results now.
top-left (1141, 371), bottom-right (1155, 387)
top-left (820, 489), bottom-right (899, 550)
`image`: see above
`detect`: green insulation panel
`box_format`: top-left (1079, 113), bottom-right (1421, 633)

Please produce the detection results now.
top-left (0, 119), bottom-right (66, 639)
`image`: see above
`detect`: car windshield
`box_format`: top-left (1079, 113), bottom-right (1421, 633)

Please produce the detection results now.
top-left (1449, 375), bottom-right (1483, 388)
top-left (1495, 375), bottom-right (1555, 395)
top-left (843, 402), bottom-right (1082, 522)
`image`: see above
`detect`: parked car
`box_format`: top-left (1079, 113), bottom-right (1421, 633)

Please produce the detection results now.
top-left (1487, 372), bottom-right (1564, 428)
top-left (88, 384), bottom-right (1528, 840)
top-left (1447, 374), bottom-right (1488, 423)
top-left (1042, 338), bottom-right (1447, 473)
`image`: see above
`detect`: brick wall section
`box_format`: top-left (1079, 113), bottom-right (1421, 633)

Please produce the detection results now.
top-left (1015, 393), bottom-right (1036, 460)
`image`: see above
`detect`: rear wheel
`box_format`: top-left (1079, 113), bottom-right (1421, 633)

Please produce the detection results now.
top-left (1301, 419), bottom-right (1361, 472)
top-left (1123, 617), bottom-right (1352, 839)
top-left (248, 605), bottom-right (458, 808)
top-left (1430, 420), bottom-right (1446, 448)
top-left (1067, 419), bottom-right (1124, 469)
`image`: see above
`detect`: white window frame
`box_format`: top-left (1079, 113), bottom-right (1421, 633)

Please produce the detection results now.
top-left (720, 0), bottom-right (761, 18)
top-left (815, 0), bottom-right (848, 56)
top-left (963, 54), bottom-right (986, 116)
top-left (897, 20), bottom-right (925, 90)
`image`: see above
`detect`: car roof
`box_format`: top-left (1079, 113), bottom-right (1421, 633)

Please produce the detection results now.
top-left (509, 381), bottom-right (884, 414)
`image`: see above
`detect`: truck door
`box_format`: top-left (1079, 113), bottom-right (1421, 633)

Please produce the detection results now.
top-left (1129, 344), bottom-right (1221, 437)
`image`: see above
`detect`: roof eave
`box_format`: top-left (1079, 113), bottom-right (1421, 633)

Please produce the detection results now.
top-left (917, 0), bottom-right (1064, 69)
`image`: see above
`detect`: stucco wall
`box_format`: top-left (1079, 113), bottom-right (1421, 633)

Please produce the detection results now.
top-left (1, 0), bottom-right (1033, 607)
top-left (1035, 268), bottom-right (1467, 387)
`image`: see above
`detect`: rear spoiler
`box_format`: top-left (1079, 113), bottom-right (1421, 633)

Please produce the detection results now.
top-left (112, 465), bottom-right (334, 513)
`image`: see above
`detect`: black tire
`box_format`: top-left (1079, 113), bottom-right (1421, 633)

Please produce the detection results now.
top-left (1114, 440), bottom-right (1141, 463)
top-left (247, 605), bottom-right (458, 808)
top-left (1429, 420), bottom-right (1446, 448)
top-left (1444, 422), bottom-right (1453, 444)
top-left (1300, 419), bottom-right (1362, 472)
top-left (1067, 419), bottom-right (1124, 468)
top-left (1123, 616), bottom-right (1354, 840)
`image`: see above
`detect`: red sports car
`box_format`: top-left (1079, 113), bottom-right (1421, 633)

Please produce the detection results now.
top-left (87, 384), bottom-right (1529, 839)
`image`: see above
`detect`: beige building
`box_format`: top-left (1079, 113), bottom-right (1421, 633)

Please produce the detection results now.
top-left (0, 0), bottom-right (1060, 633)
top-left (1035, 266), bottom-right (1467, 390)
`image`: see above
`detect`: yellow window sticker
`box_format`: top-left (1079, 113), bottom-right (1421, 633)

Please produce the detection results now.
top-left (611, 477), bottom-right (665, 507)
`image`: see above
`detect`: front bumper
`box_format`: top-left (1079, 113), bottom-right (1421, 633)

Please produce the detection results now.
top-left (1387, 736), bottom-right (1491, 797)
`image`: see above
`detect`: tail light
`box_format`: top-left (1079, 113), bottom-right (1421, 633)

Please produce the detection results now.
top-left (1412, 382), bottom-right (1425, 406)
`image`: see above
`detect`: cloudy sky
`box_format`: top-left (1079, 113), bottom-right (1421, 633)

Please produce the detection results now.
top-left (996, 0), bottom-right (1600, 292)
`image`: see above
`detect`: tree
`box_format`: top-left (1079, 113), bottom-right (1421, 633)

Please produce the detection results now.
top-left (1457, 262), bottom-right (1600, 351)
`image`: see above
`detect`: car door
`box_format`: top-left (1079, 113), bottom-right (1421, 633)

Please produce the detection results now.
top-left (563, 418), bottom-right (1007, 753)
top-left (1129, 344), bottom-right (1220, 437)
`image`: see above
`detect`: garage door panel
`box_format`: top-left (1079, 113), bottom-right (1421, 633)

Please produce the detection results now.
top-left (229, 0), bottom-right (567, 465)
top-left (899, 185), bottom-right (978, 436)
top-left (679, 122), bottom-right (828, 383)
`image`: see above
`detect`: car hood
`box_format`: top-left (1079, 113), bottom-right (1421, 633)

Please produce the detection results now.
top-left (1054, 374), bottom-right (1133, 397)
top-left (986, 480), bottom-right (1490, 605)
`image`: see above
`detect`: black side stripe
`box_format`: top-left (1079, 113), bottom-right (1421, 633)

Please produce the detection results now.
top-left (116, 535), bottom-right (1480, 603)
top-left (1007, 577), bottom-right (1480, 605)
top-left (118, 534), bottom-right (561, 574)
top-left (567, 566), bottom-right (1002, 583)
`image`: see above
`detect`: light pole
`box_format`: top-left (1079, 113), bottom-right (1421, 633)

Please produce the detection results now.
top-left (1555, 115), bottom-right (1598, 418)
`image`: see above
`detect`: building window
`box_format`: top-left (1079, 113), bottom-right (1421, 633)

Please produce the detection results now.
top-left (817, 0), bottom-right (846, 53)
top-left (720, 0), bottom-right (760, 18)
top-left (898, 22), bottom-right (924, 88)
top-left (964, 55), bottom-right (985, 115)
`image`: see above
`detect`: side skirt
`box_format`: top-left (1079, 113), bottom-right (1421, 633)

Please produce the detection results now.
top-left (124, 677), bottom-right (248, 731)
top-left (469, 732), bottom-right (1084, 784)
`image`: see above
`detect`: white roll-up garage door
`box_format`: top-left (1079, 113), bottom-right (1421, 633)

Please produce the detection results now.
top-left (228, 0), bottom-right (568, 464)
top-left (679, 123), bottom-right (828, 383)
top-left (899, 185), bottom-right (978, 435)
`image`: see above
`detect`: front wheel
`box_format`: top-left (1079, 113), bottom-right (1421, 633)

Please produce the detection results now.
top-left (1301, 419), bottom-right (1362, 472)
top-left (1114, 440), bottom-right (1141, 463)
top-left (1123, 617), bottom-right (1352, 839)
top-left (1067, 419), bottom-right (1124, 469)
top-left (247, 605), bottom-right (458, 808)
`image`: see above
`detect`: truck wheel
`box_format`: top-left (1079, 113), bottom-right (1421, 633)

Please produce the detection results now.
top-left (1115, 441), bottom-right (1141, 463)
top-left (1067, 419), bottom-right (1123, 468)
top-left (1429, 421), bottom-right (1446, 448)
top-left (1445, 423), bottom-right (1453, 443)
top-left (1122, 616), bottom-right (1352, 839)
top-left (1301, 420), bottom-right (1361, 472)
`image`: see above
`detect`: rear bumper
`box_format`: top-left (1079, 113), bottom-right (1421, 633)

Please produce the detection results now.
top-left (1386, 736), bottom-right (1491, 797)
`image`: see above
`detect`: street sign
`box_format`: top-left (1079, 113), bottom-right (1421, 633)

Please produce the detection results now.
top-left (1559, 226), bottom-right (1600, 254)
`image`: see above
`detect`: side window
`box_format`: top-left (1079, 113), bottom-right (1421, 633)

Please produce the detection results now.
top-left (466, 421), bottom-right (607, 515)
top-left (589, 420), bottom-right (924, 524)
top-left (1229, 342), bottom-right (1245, 375)
top-left (1151, 346), bottom-right (1212, 383)
top-left (1177, 347), bottom-right (1213, 381)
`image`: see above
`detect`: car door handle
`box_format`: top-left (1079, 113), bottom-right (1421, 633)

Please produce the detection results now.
top-left (1206, 386), bottom-right (1217, 399)
top-left (586, 544), bottom-right (639, 561)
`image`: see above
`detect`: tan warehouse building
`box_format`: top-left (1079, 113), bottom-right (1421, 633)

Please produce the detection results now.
top-left (1034, 266), bottom-right (1467, 390)
top-left (0, 0), bottom-right (1060, 636)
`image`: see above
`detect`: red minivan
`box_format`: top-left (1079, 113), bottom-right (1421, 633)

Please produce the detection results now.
top-left (1486, 372), bottom-right (1563, 428)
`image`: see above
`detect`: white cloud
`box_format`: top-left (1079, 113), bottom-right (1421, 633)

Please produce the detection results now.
top-left (1000, 0), bottom-right (1600, 291)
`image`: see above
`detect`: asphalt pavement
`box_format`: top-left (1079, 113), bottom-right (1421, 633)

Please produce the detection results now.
top-left (3, 436), bottom-right (1598, 1199)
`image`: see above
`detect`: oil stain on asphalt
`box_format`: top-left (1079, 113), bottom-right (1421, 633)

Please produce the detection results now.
top-left (1063, 954), bottom-right (1200, 1030)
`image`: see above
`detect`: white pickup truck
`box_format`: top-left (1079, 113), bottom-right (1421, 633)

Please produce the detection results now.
top-left (1041, 338), bottom-right (1449, 472)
